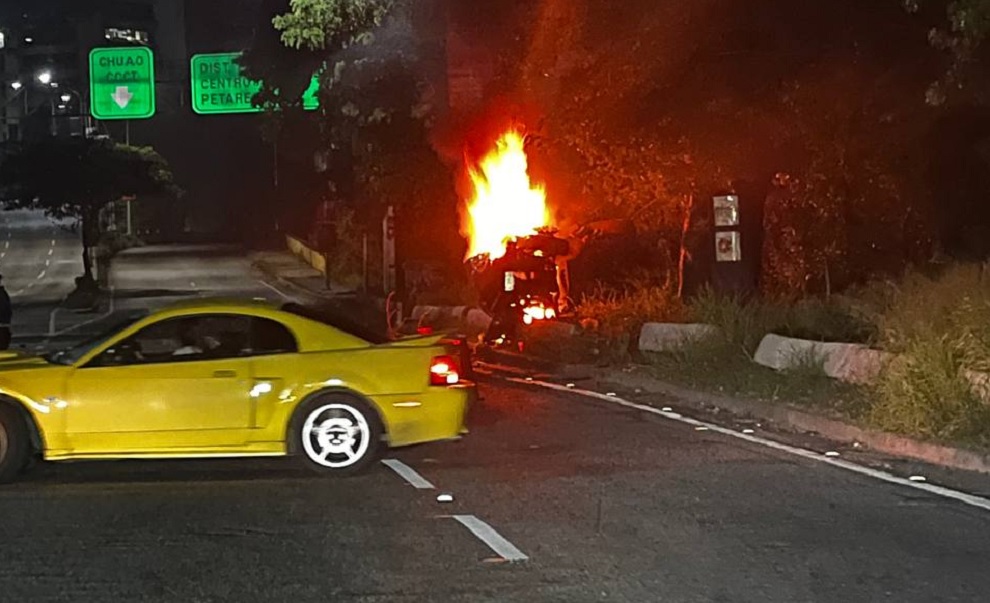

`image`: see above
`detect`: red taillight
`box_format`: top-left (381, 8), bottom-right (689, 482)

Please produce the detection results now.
top-left (417, 326), bottom-right (434, 335)
top-left (430, 355), bottom-right (460, 386)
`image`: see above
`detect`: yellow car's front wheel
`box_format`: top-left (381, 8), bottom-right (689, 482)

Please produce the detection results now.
top-left (0, 405), bottom-right (29, 485)
top-left (293, 394), bottom-right (383, 476)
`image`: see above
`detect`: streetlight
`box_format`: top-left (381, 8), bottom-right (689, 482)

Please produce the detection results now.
top-left (36, 70), bottom-right (52, 85)
top-left (10, 81), bottom-right (22, 91)
top-left (59, 93), bottom-right (71, 103)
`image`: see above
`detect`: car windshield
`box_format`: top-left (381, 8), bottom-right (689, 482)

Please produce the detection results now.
top-left (43, 311), bottom-right (148, 366)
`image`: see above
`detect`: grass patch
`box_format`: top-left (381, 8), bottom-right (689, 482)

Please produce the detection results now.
top-left (568, 284), bottom-right (687, 362)
top-left (689, 288), bottom-right (875, 354)
top-left (532, 264), bottom-right (990, 449)
top-left (524, 329), bottom-right (610, 365)
top-left (644, 340), bottom-right (871, 419)
top-left (577, 284), bottom-right (687, 336)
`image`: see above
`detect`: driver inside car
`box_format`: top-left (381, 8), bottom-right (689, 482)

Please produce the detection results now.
top-left (172, 322), bottom-right (204, 357)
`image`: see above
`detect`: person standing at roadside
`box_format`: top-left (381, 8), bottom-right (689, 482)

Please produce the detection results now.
top-left (0, 275), bottom-right (11, 350)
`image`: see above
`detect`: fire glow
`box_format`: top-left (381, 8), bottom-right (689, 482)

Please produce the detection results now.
top-left (461, 130), bottom-right (553, 260)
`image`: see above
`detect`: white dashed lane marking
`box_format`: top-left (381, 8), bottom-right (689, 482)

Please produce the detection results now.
top-left (449, 515), bottom-right (529, 562)
top-left (382, 458), bottom-right (528, 562)
top-left (382, 459), bottom-right (436, 489)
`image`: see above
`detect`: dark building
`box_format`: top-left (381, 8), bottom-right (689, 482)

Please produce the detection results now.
top-left (0, 0), bottom-right (273, 240)
top-left (0, 0), bottom-right (187, 143)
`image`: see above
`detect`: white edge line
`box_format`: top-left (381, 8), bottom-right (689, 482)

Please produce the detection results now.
top-left (450, 515), bottom-right (529, 562)
top-left (258, 279), bottom-right (291, 300)
top-left (509, 377), bottom-right (990, 514)
top-left (381, 459), bottom-right (435, 490)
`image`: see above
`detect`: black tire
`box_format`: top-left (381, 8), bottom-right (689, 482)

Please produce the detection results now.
top-left (20, 451), bottom-right (42, 476)
top-left (291, 393), bottom-right (384, 476)
top-left (0, 405), bottom-right (29, 485)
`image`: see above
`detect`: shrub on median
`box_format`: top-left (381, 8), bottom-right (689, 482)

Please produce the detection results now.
top-left (566, 284), bottom-right (686, 362)
top-left (575, 264), bottom-right (990, 445)
top-left (688, 288), bottom-right (873, 356)
top-left (868, 264), bottom-right (990, 442)
top-left (579, 283), bottom-right (684, 331)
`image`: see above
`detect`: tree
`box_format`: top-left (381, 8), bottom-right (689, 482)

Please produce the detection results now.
top-left (272, 0), bottom-right (391, 51)
top-left (906, 0), bottom-right (990, 103)
top-left (0, 138), bottom-right (177, 282)
top-left (242, 0), bottom-right (455, 289)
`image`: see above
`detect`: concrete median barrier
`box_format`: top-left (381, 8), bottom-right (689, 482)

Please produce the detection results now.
top-left (638, 323), bottom-right (720, 353)
top-left (411, 305), bottom-right (492, 335)
top-left (754, 334), bottom-right (891, 384)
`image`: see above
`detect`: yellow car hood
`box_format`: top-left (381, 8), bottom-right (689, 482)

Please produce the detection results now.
top-left (0, 351), bottom-right (53, 372)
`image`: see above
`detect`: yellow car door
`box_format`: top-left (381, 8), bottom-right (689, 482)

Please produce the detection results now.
top-left (64, 314), bottom-right (256, 455)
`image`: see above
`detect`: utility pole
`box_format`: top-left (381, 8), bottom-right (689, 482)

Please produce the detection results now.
top-left (125, 121), bottom-right (132, 235)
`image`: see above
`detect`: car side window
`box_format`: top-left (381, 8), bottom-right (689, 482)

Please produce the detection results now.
top-left (88, 314), bottom-right (253, 367)
top-left (251, 318), bottom-right (298, 355)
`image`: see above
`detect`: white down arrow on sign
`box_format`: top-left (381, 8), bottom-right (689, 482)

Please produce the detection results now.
top-left (112, 86), bottom-right (133, 109)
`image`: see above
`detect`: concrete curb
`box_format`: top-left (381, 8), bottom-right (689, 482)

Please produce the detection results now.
top-left (638, 323), bottom-right (720, 353)
top-left (250, 256), bottom-right (329, 303)
top-left (592, 367), bottom-right (990, 475)
top-left (753, 333), bottom-right (892, 385)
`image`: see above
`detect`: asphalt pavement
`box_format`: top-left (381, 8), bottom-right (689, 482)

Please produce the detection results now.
top-left (0, 221), bottom-right (989, 601)
top-left (0, 209), bottom-right (292, 351)
top-left (1, 209), bottom-right (82, 340)
top-left (1, 378), bottom-right (989, 601)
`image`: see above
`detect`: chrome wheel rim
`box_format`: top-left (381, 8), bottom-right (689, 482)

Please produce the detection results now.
top-left (301, 404), bottom-right (371, 468)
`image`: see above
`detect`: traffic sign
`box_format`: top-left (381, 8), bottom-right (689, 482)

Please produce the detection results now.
top-left (190, 52), bottom-right (320, 114)
top-left (302, 74), bottom-right (320, 111)
top-left (190, 52), bottom-right (263, 115)
top-left (89, 47), bottom-right (156, 120)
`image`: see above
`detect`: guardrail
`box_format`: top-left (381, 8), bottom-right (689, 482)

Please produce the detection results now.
top-left (287, 234), bottom-right (328, 275)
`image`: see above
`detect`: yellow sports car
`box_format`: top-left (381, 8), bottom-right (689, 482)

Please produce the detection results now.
top-left (0, 299), bottom-right (474, 483)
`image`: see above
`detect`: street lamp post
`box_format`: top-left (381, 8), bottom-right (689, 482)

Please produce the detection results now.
top-left (46, 82), bottom-right (87, 138)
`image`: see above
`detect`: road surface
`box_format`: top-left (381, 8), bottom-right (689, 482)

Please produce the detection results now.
top-left (0, 209), bottom-right (291, 351)
top-left (0, 211), bottom-right (988, 601)
top-left (1, 210), bottom-right (82, 342)
top-left (2, 378), bottom-right (989, 602)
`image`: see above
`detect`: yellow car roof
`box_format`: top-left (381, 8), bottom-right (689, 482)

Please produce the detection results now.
top-left (154, 297), bottom-right (281, 313)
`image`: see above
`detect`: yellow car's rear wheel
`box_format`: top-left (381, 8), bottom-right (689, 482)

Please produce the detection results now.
top-left (0, 405), bottom-right (29, 485)
top-left (293, 394), bottom-right (383, 475)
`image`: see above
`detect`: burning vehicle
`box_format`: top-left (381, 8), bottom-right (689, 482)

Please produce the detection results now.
top-left (459, 129), bottom-right (576, 345)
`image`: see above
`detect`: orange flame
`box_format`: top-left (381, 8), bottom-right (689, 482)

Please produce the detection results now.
top-left (461, 130), bottom-right (552, 260)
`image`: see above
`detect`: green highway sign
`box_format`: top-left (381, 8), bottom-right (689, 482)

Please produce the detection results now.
top-left (190, 52), bottom-right (320, 115)
top-left (302, 74), bottom-right (320, 111)
top-left (89, 46), bottom-right (156, 120)
top-left (190, 52), bottom-right (263, 115)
